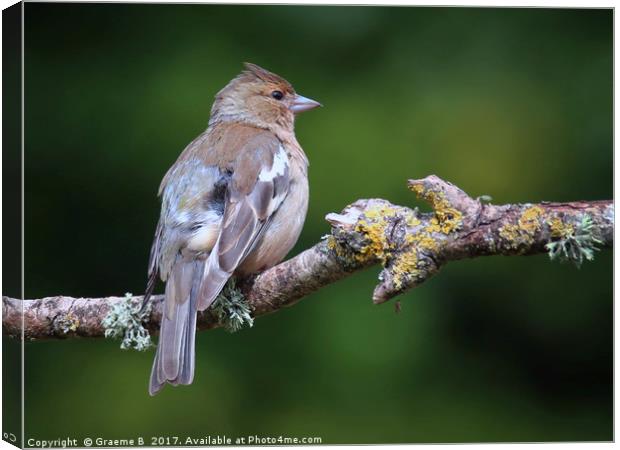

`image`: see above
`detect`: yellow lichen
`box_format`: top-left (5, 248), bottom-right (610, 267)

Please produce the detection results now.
top-left (57, 312), bottom-right (80, 334)
top-left (549, 217), bottom-right (575, 239)
top-left (406, 231), bottom-right (439, 252)
top-left (499, 206), bottom-right (546, 250)
top-left (391, 250), bottom-right (419, 289)
top-left (67, 314), bottom-right (79, 332)
top-left (518, 206), bottom-right (544, 234)
top-left (331, 197), bottom-right (449, 290)
top-left (353, 205), bottom-right (398, 263)
top-left (409, 184), bottom-right (426, 198)
top-left (410, 183), bottom-right (462, 234)
top-left (499, 223), bottom-right (521, 245)
top-left (326, 235), bottom-right (353, 262)
top-left (326, 235), bottom-right (337, 250)
top-left (390, 231), bottom-right (440, 289)
top-left (434, 203), bottom-right (462, 234)
top-left (405, 213), bottom-right (421, 228)
top-left (391, 205), bottom-right (443, 289)
top-left (363, 205), bottom-right (397, 220)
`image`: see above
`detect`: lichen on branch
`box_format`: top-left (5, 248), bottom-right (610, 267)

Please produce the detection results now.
top-left (2, 175), bottom-right (613, 343)
top-left (545, 214), bottom-right (603, 267)
top-left (101, 293), bottom-right (153, 351)
top-left (325, 176), bottom-right (611, 304)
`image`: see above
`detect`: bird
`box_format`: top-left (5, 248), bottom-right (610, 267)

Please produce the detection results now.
top-left (143, 63), bottom-right (321, 396)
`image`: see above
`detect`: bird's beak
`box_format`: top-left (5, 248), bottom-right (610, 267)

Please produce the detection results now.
top-left (290, 94), bottom-right (322, 114)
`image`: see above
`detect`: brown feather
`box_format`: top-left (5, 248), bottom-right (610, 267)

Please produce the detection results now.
top-left (241, 63), bottom-right (294, 93)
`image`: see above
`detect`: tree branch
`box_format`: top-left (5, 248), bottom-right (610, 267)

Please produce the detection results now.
top-left (3, 175), bottom-right (613, 341)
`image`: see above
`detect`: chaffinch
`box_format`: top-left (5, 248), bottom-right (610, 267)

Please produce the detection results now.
top-left (144, 63), bottom-right (321, 395)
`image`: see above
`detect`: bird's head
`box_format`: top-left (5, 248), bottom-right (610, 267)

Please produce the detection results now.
top-left (209, 63), bottom-right (321, 132)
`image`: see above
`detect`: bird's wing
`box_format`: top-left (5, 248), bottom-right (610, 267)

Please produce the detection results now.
top-left (196, 133), bottom-right (290, 310)
top-left (144, 156), bottom-right (226, 306)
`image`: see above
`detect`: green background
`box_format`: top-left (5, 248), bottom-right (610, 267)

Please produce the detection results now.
top-left (20, 4), bottom-right (612, 444)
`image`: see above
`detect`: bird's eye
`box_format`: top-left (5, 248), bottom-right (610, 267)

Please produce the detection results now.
top-left (271, 90), bottom-right (284, 100)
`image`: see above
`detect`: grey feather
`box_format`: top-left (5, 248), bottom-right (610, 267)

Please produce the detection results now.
top-left (196, 246), bottom-right (231, 311)
top-left (149, 258), bottom-right (204, 396)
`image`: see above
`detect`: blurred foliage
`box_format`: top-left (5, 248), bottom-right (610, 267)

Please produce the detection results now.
top-left (21, 4), bottom-right (611, 444)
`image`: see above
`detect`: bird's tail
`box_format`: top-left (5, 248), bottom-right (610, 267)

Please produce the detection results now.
top-left (149, 258), bottom-right (204, 396)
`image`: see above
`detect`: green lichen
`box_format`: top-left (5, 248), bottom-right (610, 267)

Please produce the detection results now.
top-left (102, 292), bottom-right (153, 351)
top-left (545, 214), bottom-right (602, 268)
top-left (211, 279), bottom-right (254, 333)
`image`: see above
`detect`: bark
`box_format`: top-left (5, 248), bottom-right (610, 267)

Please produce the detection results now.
top-left (3, 175), bottom-right (613, 341)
